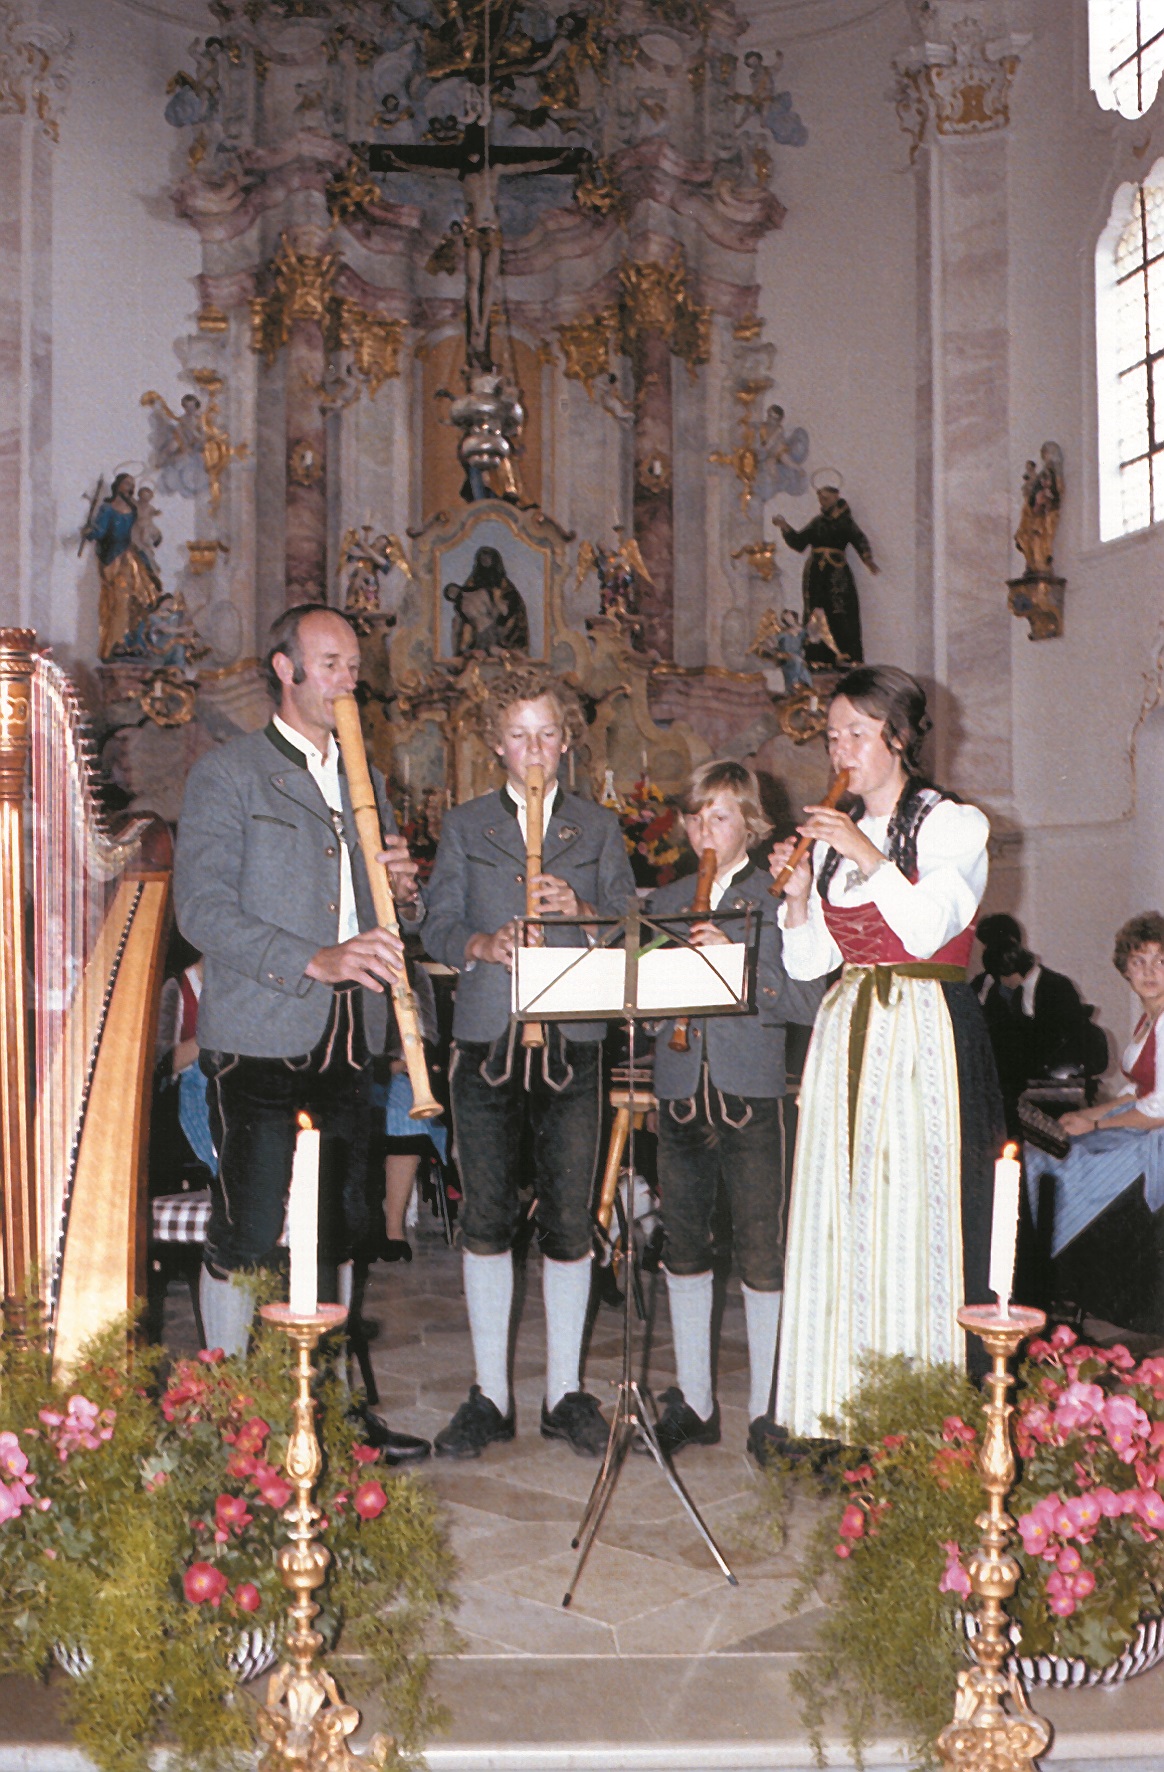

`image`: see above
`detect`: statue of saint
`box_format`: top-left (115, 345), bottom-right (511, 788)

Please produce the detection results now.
top-left (1014, 442), bottom-right (1064, 576)
top-left (772, 474), bottom-right (878, 667)
top-left (84, 473), bottom-right (164, 660)
top-left (444, 545), bottom-right (529, 654)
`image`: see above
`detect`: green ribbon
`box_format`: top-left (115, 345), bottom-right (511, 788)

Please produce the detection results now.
top-left (846, 962), bottom-right (968, 1163)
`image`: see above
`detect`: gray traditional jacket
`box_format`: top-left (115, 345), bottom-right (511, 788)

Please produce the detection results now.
top-left (422, 786), bottom-right (636, 1044)
top-left (174, 722), bottom-right (421, 1058)
top-left (647, 860), bottom-right (825, 1099)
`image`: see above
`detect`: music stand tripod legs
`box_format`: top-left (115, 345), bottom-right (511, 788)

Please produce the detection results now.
top-left (561, 1031), bottom-right (737, 1608)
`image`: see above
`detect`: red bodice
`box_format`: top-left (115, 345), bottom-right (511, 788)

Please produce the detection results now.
top-left (1124, 1020), bottom-right (1158, 1098)
top-left (822, 898), bottom-right (975, 969)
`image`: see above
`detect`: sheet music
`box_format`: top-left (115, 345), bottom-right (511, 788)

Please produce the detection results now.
top-left (513, 945), bottom-right (748, 1018)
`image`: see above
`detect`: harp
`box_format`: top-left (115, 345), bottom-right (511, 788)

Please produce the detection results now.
top-left (0, 629), bottom-right (172, 1374)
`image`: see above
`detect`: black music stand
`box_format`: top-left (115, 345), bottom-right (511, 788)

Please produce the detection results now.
top-left (513, 895), bottom-right (758, 1605)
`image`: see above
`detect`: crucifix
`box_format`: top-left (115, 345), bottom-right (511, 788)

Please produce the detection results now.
top-left (367, 111), bottom-right (591, 371)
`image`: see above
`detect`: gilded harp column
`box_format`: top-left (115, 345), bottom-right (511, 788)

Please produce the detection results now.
top-left (0, 629), bottom-right (36, 1343)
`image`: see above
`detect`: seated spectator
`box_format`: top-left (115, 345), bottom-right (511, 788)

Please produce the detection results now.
top-left (1024, 912), bottom-right (1164, 1334)
top-left (156, 953), bottom-right (216, 1177)
top-left (973, 912), bottom-right (1106, 1137)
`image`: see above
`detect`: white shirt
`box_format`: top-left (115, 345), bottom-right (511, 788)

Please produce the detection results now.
top-left (1117, 1017), bottom-right (1164, 1118)
top-left (779, 798), bottom-right (990, 981)
top-left (709, 856), bottom-right (749, 910)
top-left (273, 715), bottom-right (359, 942)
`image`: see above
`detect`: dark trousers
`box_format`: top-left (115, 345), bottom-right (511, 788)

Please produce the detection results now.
top-left (450, 1027), bottom-right (602, 1262)
top-left (201, 989), bottom-right (371, 1294)
top-left (657, 1072), bottom-right (786, 1291)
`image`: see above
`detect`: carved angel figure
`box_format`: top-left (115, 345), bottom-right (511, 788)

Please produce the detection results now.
top-left (338, 527), bottom-right (412, 616)
top-left (142, 391), bottom-right (210, 499)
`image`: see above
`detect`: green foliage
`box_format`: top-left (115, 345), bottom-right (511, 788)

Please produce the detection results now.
top-left (760, 1339), bottom-right (1164, 1768)
top-left (0, 1315), bottom-right (456, 1772)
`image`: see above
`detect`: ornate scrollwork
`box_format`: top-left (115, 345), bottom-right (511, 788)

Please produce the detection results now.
top-left (0, 3), bottom-right (72, 141)
top-left (556, 308), bottom-right (619, 394)
top-left (326, 154), bottom-right (380, 226)
top-left (618, 248), bottom-right (711, 379)
top-left (893, 18), bottom-right (1024, 158)
top-left (334, 300), bottom-right (406, 395)
top-left (250, 235), bottom-right (406, 399)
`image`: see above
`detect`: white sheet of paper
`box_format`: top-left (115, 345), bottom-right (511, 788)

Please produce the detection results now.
top-left (513, 945), bottom-right (748, 1017)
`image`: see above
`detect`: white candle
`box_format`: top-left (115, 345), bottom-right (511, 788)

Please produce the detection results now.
top-left (288, 1112), bottom-right (320, 1317)
top-left (988, 1142), bottom-right (1021, 1312)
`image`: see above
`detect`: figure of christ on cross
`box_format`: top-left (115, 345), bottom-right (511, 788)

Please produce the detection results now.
top-left (367, 118), bottom-right (591, 370)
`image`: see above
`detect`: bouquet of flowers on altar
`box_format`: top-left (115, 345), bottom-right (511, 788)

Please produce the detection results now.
top-left (0, 1318), bottom-right (454, 1772)
top-left (618, 775), bottom-right (682, 887)
top-left (778, 1333), bottom-right (1164, 1762)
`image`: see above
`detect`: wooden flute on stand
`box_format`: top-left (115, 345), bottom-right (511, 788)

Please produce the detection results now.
top-left (768, 768), bottom-right (850, 897)
top-left (668, 846), bottom-right (718, 1054)
top-left (332, 694), bottom-right (442, 1120)
top-left (521, 762), bottom-right (546, 1050)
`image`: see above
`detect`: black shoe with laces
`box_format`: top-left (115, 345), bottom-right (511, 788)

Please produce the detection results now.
top-left (636, 1386), bottom-right (721, 1458)
top-left (540, 1389), bottom-right (610, 1456)
top-left (434, 1385), bottom-right (515, 1459)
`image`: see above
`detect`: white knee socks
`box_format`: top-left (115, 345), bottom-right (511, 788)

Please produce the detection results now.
top-left (463, 1249), bottom-right (514, 1415)
top-left (742, 1283), bottom-right (783, 1422)
top-left (198, 1265), bottom-right (255, 1359)
top-left (663, 1267), bottom-right (714, 1421)
top-left (542, 1254), bottom-right (592, 1410)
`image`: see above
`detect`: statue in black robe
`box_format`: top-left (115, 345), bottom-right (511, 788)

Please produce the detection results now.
top-left (773, 482), bottom-right (879, 667)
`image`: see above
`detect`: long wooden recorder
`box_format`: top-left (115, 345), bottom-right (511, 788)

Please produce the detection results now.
top-left (668, 845), bottom-right (718, 1054)
top-left (521, 762), bottom-right (546, 1050)
top-left (332, 694), bottom-right (442, 1119)
top-left (768, 768), bottom-right (851, 897)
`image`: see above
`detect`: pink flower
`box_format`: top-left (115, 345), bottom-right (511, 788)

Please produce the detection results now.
top-left (838, 1503), bottom-right (865, 1541)
top-left (351, 1443), bottom-right (380, 1465)
top-left (38, 1411), bottom-right (62, 1428)
top-left (941, 1417), bottom-right (976, 1445)
top-left (1048, 1592), bottom-right (1076, 1617)
top-left (226, 1452), bottom-right (256, 1480)
top-left (256, 1475), bottom-right (293, 1510)
top-left (234, 1583), bottom-right (261, 1613)
top-left (198, 1348), bottom-right (225, 1364)
top-left (353, 1480), bottom-right (388, 1521)
top-left (882, 1434), bottom-right (907, 1450)
top-left (234, 1417), bottom-right (270, 1455)
top-left (1103, 1395), bottom-right (1152, 1461)
top-left (1092, 1486), bottom-right (1128, 1517)
top-left (938, 1542), bottom-right (972, 1596)
top-left (215, 1493), bottom-right (253, 1534)
top-left (1107, 1344), bottom-right (1137, 1371)
top-left (0, 1433), bottom-right (28, 1480)
top-left (1054, 1381), bottom-right (1105, 1434)
top-left (1017, 1498), bottom-right (1059, 1557)
top-left (1132, 1488), bottom-right (1164, 1529)
top-left (834, 1543), bottom-right (852, 1558)
top-left (1073, 1568), bottom-right (1096, 1599)
top-left (0, 1484), bottom-right (23, 1524)
top-left (184, 1562), bottom-right (229, 1605)
top-left (1062, 1493), bottom-right (1102, 1534)
top-left (1056, 1545), bottom-right (1081, 1575)
top-left (1050, 1324), bottom-right (1077, 1350)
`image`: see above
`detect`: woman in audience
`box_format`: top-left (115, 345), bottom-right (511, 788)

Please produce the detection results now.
top-left (1058, 914), bottom-right (1164, 1138)
top-left (768, 666), bottom-right (1004, 1442)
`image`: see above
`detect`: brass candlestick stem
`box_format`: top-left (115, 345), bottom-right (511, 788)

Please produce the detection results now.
top-left (255, 1303), bottom-right (390, 1772)
top-left (937, 1304), bottom-right (1052, 1772)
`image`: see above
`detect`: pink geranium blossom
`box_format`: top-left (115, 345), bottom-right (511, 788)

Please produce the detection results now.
top-left (353, 1480), bottom-right (388, 1521)
top-left (0, 1433), bottom-right (28, 1480)
top-left (1054, 1382), bottom-right (1105, 1434)
top-left (234, 1583), bottom-right (261, 1613)
top-left (1103, 1395), bottom-right (1151, 1461)
top-left (938, 1542), bottom-right (972, 1596)
top-left (183, 1562), bottom-right (228, 1605)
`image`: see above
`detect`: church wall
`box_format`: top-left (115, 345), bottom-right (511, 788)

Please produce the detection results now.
top-left (20, 0), bottom-right (206, 666)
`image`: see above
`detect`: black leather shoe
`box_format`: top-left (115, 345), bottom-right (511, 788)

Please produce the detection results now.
top-left (540, 1390), bottom-right (609, 1456)
top-left (635, 1386), bottom-right (720, 1458)
top-left (747, 1415), bottom-right (790, 1468)
top-left (382, 1238), bottom-right (412, 1264)
top-left (353, 1407), bottom-right (431, 1465)
top-left (434, 1385), bottom-right (515, 1458)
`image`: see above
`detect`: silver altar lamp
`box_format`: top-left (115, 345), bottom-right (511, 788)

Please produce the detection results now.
top-left (450, 371), bottom-right (524, 476)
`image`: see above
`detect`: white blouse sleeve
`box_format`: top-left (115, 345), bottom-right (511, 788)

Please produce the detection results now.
top-left (1118, 1025), bottom-right (1164, 1118)
top-left (777, 843), bottom-right (842, 979)
top-left (866, 800), bottom-right (989, 959)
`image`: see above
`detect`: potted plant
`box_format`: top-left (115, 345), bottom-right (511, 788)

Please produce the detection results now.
top-left (773, 1330), bottom-right (1164, 1765)
top-left (0, 1318), bottom-right (455, 1772)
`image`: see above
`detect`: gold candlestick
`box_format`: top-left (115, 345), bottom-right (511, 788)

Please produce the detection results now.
top-left (255, 1303), bottom-right (391, 1772)
top-left (937, 1304), bottom-right (1052, 1772)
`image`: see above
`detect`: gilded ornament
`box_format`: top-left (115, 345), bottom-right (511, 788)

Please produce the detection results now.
top-left (197, 304), bottom-right (229, 334)
top-left (250, 235), bottom-right (341, 365)
top-left (618, 248), bottom-right (711, 378)
top-left (556, 308), bottom-right (619, 394)
top-left (635, 452), bottom-right (671, 495)
top-left (288, 440), bottom-right (324, 487)
top-left (139, 667), bottom-right (197, 728)
top-left (335, 301), bottom-right (406, 395)
top-left (191, 368), bottom-right (248, 515)
top-left (732, 315), bottom-right (763, 341)
top-left (186, 539), bottom-right (228, 575)
top-left (893, 21), bottom-right (1023, 155)
top-left (573, 156), bottom-right (626, 221)
top-left (730, 541), bottom-right (777, 581)
top-left (326, 155), bottom-right (379, 226)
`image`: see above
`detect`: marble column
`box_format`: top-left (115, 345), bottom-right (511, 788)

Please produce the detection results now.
top-left (894, 5), bottom-right (1027, 807)
top-left (631, 332), bottom-right (675, 660)
top-left (285, 318), bottom-right (328, 605)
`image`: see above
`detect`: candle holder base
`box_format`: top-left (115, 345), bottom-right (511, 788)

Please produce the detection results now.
top-left (936, 1303), bottom-right (1052, 1772)
top-left (255, 1303), bottom-right (390, 1772)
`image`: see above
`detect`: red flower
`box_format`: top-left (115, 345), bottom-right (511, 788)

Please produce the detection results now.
top-left (234, 1583), bottom-right (261, 1613)
top-left (256, 1475), bottom-right (293, 1510)
top-left (351, 1443), bottom-right (379, 1465)
top-left (941, 1416), bottom-right (976, 1445)
top-left (215, 1493), bottom-right (253, 1534)
top-left (198, 1348), bottom-right (225, 1365)
top-left (834, 1542), bottom-right (852, 1559)
top-left (838, 1503), bottom-right (865, 1540)
top-left (353, 1479), bottom-right (388, 1520)
top-left (234, 1417), bottom-right (270, 1455)
top-left (184, 1561), bottom-right (229, 1605)
top-left (882, 1434), bottom-right (907, 1450)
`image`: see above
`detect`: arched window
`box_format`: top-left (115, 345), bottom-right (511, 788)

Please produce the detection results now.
top-left (1097, 171), bottom-right (1164, 538)
top-left (1090, 0), bottom-right (1164, 118)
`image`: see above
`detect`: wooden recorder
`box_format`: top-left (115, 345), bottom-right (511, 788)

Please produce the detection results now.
top-left (768, 769), bottom-right (851, 897)
top-left (668, 846), bottom-right (718, 1054)
top-left (521, 762), bottom-right (547, 1049)
top-left (332, 695), bottom-right (442, 1120)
